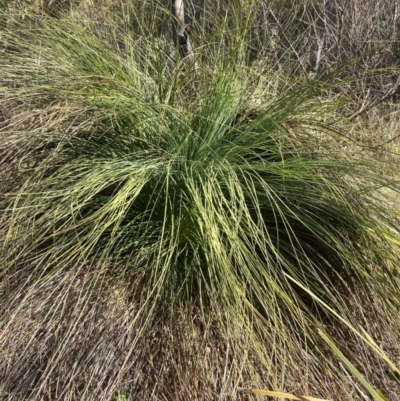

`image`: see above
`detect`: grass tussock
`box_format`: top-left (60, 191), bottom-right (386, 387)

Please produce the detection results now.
top-left (1, 3), bottom-right (400, 401)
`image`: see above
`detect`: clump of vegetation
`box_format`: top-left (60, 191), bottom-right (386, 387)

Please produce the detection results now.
top-left (1, 1), bottom-right (400, 400)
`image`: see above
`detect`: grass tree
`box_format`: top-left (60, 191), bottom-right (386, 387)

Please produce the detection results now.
top-left (0, 2), bottom-right (400, 400)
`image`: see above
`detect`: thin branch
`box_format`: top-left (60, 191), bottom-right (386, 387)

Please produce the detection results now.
top-left (266, 4), bottom-right (309, 77)
top-left (348, 75), bottom-right (400, 122)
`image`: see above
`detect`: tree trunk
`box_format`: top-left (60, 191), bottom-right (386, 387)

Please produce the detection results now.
top-left (171, 0), bottom-right (195, 62)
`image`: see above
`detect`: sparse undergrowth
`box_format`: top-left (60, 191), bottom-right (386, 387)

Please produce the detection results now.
top-left (1, 2), bottom-right (400, 401)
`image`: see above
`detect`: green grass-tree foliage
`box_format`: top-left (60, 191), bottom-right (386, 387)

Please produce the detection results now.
top-left (1, 3), bottom-right (400, 400)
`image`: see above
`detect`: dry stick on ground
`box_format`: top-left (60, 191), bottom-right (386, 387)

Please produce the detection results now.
top-left (171, 0), bottom-right (195, 63)
top-left (347, 75), bottom-right (400, 122)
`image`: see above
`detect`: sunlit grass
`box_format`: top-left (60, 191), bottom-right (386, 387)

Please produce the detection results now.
top-left (1, 3), bottom-right (400, 400)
